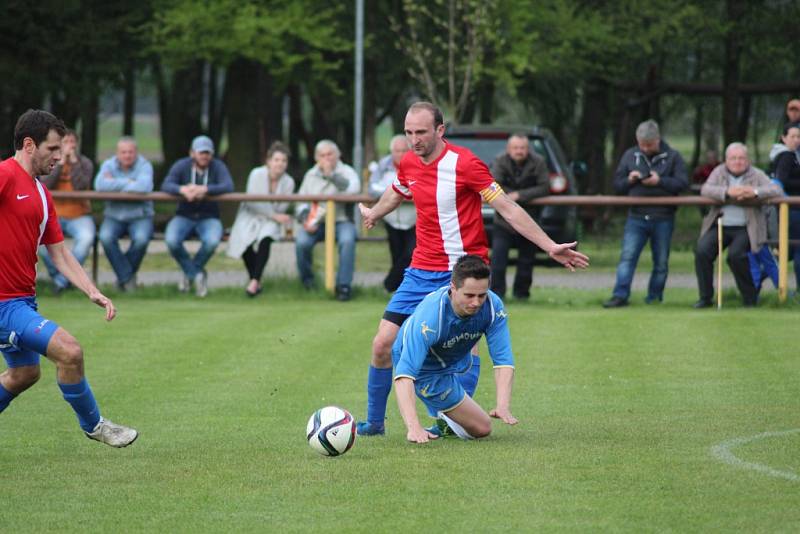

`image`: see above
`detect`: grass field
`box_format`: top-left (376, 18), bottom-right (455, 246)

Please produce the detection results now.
top-left (2, 286), bottom-right (799, 531)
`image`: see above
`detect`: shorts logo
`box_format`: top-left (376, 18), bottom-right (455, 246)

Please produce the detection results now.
top-left (33, 319), bottom-right (49, 334)
top-left (1, 331), bottom-right (18, 349)
top-left (439, 388), bottom-right (452, 401)
top-left (407, 180), bottom-right (417, 187)
top-left (419, 384), bottom-right (432, 398)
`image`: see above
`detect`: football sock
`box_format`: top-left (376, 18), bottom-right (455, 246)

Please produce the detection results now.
top-left (458, 355), bottom-right (481, 397)
top-left (0, 382), bottom-right (16, 413)
top-left (58, 378), bottom-right (101, 432)
top-left (439, 411), bottom-right (474, 440)
top-left (366, 365), bottom-right (392, 426)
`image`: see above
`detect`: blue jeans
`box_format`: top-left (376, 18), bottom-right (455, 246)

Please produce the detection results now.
top-left (295, 221), bottom-right (356, 287)
top-left (165, 216), bottom-right (223, 279)
top-left (39, 215), bottom-right (96, 289)
top-left (612, 215), bottom-right (675, 302)
top-left (98, 216), bottom-right (153, 285)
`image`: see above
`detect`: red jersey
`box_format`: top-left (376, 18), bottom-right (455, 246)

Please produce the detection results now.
top-left (0, 158), bottom-right (64, 300)
top-left (392, 141), bottom-right (503, 271)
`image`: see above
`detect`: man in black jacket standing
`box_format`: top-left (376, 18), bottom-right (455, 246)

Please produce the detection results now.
top-left (603, 120), bottom-right (688, 308)
top-left (489, 133), bottom-right (550, 300)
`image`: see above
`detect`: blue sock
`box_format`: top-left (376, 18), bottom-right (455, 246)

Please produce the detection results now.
top-left (366, 366), bottom-right (392, 426)
top-left (58, 378), bottom-right (101, 432)
top-left (458, 356), bottom-right (481, 397)
top-left (0, 383), bottom-right (17, 413)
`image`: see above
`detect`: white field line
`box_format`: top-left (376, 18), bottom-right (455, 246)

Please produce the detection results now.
top-left (710, 429), bottom-right (800, 482)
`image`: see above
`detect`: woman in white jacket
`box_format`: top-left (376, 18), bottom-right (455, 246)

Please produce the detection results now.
top-left (227, 142), bottom-right (295, 296)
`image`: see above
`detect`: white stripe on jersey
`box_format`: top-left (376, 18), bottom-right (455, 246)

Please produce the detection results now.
top-left (436, 150), bottom-right (465, 269)
top-left (34, 180), bottom-right (49, 245)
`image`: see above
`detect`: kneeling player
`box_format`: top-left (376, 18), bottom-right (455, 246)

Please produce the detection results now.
top-left (393, 255), bottom-right (518, 443)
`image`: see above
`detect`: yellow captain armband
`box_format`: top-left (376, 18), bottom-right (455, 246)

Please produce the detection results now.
top-left (480, 181), bottom-right (504, 203)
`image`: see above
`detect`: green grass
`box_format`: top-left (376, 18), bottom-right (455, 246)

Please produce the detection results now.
top-left (2, 287), bottom-right (799, 531)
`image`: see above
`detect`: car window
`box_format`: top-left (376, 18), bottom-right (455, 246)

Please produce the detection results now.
top-left (445, 136), bottom-right (555, 172)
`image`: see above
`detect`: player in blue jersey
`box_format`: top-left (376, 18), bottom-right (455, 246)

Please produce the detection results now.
top-left (393, 255), bottom-right (518, 443)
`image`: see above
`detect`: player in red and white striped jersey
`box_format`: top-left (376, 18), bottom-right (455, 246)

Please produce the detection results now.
top-left (355, 102), bottom-right (589, 436)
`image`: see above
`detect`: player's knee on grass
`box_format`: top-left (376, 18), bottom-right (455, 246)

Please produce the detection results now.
top-left (5, 365), bottom-right (41, 392)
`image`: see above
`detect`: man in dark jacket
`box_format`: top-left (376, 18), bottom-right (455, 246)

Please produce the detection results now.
top-left (162, 135), bottom-right (234, 297)
top-left (603, 120), bottom-right (688, 307)
top-left (489, 134), bottom-right (550, 299)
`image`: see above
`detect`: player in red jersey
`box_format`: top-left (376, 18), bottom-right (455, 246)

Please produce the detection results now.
top-left (0, 110), bottom-right (137, 447)
top-left (355, 102), bottom-right (589, 436)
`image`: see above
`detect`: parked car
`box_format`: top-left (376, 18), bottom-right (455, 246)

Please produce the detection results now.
top-left (444, 124), bottom-right (580, 254)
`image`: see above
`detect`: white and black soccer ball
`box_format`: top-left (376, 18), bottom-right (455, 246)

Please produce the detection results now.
top-left (306, 406), bottom-right (356, 457)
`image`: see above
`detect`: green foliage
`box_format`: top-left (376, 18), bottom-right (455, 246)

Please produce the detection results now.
top-left (392, 0), bottom-right (504, 121)
top-left (147, 0), bottom-right (350, 89)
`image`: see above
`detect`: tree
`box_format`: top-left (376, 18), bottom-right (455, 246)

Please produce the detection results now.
top-left (391, 0), bottom-right (502, 124)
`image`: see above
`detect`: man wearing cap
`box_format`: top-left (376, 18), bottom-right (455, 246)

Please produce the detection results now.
top-left (161, 135), bottom-right (234, 297)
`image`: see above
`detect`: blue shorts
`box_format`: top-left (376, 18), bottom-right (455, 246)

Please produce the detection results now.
top-left (414, 372), bottom-right (468, 417)
top-left (0, 297), bottom-right (59, 368)
top-left (384, 268), bottom-right (452, 324)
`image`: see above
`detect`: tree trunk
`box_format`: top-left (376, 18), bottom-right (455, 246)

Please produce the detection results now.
top-left (207, 65), bottom-right (225, 145)
top-left (123, 63), bottom-right (135, 136)
top-left (258, 66), bottom-right (284, 159)
top-left (576, 80), bottom-right (609, 195)
top-left (722, 0), bottom-right (744, 144)
top-left (155, 60), bottom-right (204, 167)
top-left (80, 90), bottom-right (99, 164)
top-left (223, 58), bottom-right (262, 205)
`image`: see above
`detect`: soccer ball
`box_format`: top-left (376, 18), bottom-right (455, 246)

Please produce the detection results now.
top-left (306, 406), bottom-right (356, 457)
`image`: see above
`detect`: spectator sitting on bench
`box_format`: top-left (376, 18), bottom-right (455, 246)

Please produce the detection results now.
top-left (94, 136), bottom-right (154, 292)
top-left (161, 135), bottom-right (234, 298)
top-left (227, 141), bottom-right (296, 297)
top-left (39, 129), bottom-right (95, 294)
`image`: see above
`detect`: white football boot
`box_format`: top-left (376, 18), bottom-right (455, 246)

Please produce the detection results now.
top-left (85, 417), bottom-right (139, 448)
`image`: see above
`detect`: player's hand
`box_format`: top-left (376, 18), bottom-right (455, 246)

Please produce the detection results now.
top-left (407, 426), bottom-right (439, 444)
top-left (547, 242), bottom-right (589, 271)
top-left (273, 213), bottom-right (292, 225)
top-left (359, 203), bottom-right (377, 229)
top-left (490, 407), bottom-right (519, 425)
top-left (89, 290), bottom-right (116, 321)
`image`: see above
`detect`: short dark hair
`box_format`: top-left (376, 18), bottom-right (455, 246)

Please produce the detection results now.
top-left (64, 128), bottom-right (79, 142)
top-left (408, 101), bottom-right (444, 128)
top-left (781, 122), bottom-right (800, 137)
top-left (451, 255), bottom-right (490, 288)
top-left (14, 109), bottom-right (66, 150)
top-left (266, 140), bottom-right (291, 161)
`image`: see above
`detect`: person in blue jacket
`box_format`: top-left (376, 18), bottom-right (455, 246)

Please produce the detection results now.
top-left (392, 254), bottom-right (518, 443)
top-left (161, 135), bottom-right (234, 297)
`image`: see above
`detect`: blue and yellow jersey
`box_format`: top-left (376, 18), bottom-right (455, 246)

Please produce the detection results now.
top-left (392, 286), bottom-right (514, 380)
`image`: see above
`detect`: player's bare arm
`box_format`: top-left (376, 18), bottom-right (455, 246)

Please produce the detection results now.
top-left (359, 186), bottom-right (404, 229)
top-left (395, 377), bottom-right (438, 443)
top-left (46, 242), bottom-right (116, 321)
top-left (490, 193), bottom-right (589, 271)
top-left (489, 366), bottom-right (518, 425)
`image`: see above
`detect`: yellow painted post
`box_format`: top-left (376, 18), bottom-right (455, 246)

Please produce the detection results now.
top-left (324, 200), bottom-right (336, 292)
top-left (778, 202), bottom-right (789, 303)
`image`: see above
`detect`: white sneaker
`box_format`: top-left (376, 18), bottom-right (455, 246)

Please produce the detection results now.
top-left (178, 274), bottom-right (190, 293)
top-left (194, 270), bottom-right (208, 298)
top-left (85, 417), bottom-right (138, 448)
